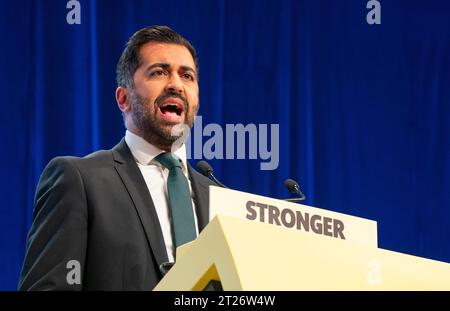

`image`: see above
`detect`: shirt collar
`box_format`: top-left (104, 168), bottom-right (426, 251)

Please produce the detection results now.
top-left (124, 130), bottom-right (188, 172)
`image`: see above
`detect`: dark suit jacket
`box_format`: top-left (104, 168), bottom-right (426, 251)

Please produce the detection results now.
top-left (18, 138), bottom-right (216, 290)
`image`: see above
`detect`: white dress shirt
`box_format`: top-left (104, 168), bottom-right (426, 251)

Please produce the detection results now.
top-left (125, 130), bottom-right (198, 263)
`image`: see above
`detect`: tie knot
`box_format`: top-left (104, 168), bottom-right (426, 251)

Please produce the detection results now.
top-left (154, 152), bottom-right (182, 170)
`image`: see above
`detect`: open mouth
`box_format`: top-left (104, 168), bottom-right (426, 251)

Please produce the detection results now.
top-left (158, 98), bottom-right (185, 123)
top-left (160, 103), bottom-right (183, 116)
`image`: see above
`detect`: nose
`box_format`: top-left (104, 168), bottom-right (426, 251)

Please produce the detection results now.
top-left (165, 72), bottom-right (184, 95)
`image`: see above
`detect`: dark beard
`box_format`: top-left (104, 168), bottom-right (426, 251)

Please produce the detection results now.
top-left (129, 90), bottom-right (193, 149)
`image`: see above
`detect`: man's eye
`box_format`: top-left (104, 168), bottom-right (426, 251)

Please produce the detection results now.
top-left (182, 73), bottom-right (194, 81)
top-left (150, 70), bottom-right (165, 77)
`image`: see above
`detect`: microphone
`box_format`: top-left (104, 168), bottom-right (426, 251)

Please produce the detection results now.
top-left (197, 160), bottom-right (229, 188)
top-left (197, 161), bottom-right (304, 203)
top-left (159, 261), bottom-right (174, 276)
top-left (283, 178), bottom-right (306, 202)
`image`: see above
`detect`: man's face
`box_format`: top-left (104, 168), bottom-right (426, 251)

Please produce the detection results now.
top-left (128, 42), bottom-right (199, 149)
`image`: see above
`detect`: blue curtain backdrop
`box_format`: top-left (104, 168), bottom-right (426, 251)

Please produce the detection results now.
top-left (1, 0), bottom-right (449, 290)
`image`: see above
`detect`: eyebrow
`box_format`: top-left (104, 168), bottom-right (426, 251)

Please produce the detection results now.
top-left (145, 63), bottom-right (197, 77)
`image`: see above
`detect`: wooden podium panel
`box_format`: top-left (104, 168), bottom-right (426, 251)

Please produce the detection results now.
top-left (209, 187), bottom-right (378, 248)
top-left (154, 215), bottom-right (450, 291)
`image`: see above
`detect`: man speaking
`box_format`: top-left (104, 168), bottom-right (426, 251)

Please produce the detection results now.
top-left (18, 26), bottom-right (215, 290)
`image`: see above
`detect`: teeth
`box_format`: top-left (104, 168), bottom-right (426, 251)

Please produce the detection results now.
top-left (160, 103), bottom-right (182, 116)
top-left (162, 104), bottom-right (179, 109)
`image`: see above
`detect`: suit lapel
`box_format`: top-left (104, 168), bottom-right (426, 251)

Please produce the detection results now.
top-left (188, 164), bottom-right (213, 231)
top-left (112, 139), bottom-right (169, 268)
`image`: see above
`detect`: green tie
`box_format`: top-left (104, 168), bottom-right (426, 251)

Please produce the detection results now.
top-left (154, 152), bottom-right (197, 248)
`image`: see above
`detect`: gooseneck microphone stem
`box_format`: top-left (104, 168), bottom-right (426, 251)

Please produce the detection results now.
top-left (283, 178), bottom-right (306, 202)
top-left (197, 161), bottom-right (305, 202)
top-left (283, 196), bottom-right (306, 202)
top-left (209, 173), bottom-right (228, 189)
top-left (197, 160), bottom-right (229, 189)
